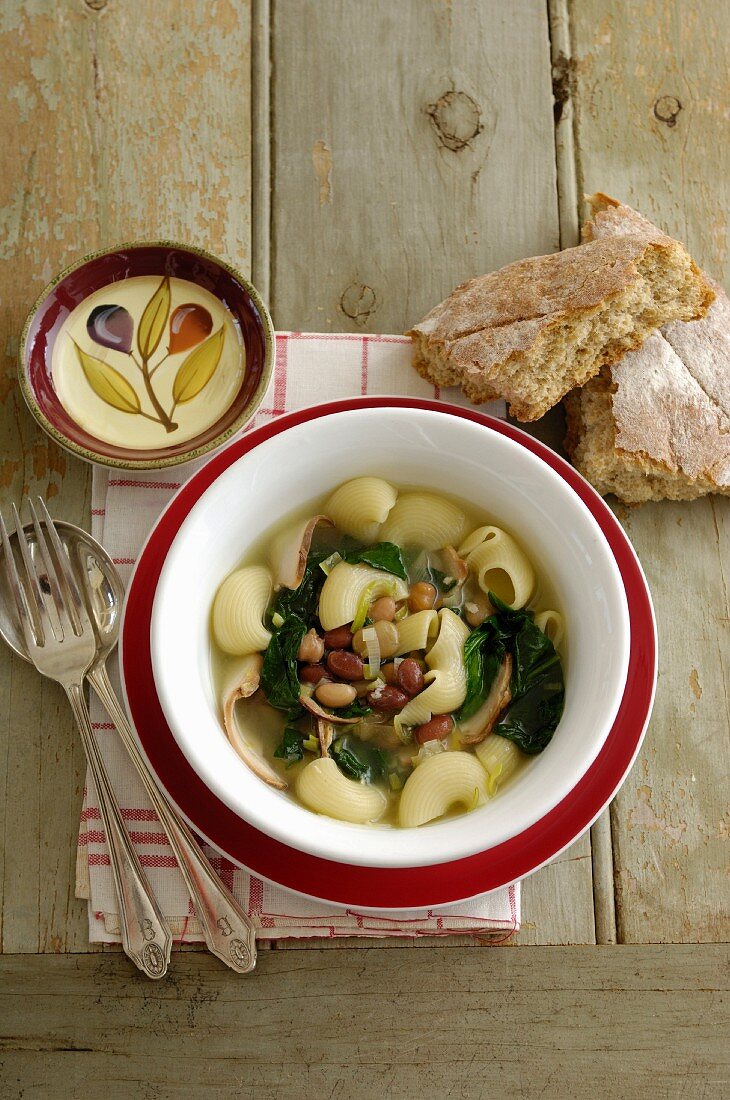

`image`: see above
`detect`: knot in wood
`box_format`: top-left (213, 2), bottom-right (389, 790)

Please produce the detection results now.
top-left (653, 95), bottom-right (682, 127)
top-left (340, 283), bottom-right (377, 325)
top-left (84, 0), bottom-right (108, 9)
top-left (426, 90), bottom-right (482, 151)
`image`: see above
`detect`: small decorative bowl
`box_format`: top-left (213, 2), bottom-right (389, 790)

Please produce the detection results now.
top-left (18, 241), bottom-right (274, 470)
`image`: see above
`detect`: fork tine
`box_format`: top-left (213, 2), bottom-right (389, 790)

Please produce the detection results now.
top-left (0, 510), bottom-right (39, 651)
top-left (36, 499), bottom-right (92, 634)
top-left (10, 503), bottom-right (51, 646)
top-left (26, 499), bottom-right (68, 628)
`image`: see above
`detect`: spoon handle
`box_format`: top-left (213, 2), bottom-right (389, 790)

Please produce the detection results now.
top-left (65, 681), bottom-right (172, 979)
top-left (88, 665), bottom-right (257, 974)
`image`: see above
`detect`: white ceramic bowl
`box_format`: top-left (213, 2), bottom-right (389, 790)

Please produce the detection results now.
top-left (151, 406), bottom-right (630, 868)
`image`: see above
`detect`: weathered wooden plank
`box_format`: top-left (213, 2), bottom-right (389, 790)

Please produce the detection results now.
top-left (271, 0), bottom-right (560, 334)
top-left (0, 947), bottom-right (727, 1099)
top-left (251, 0), bottom-right (271, 299)
top-left (271, 0), bottom-right (595, 946)
top-left (608, 498), bottom-right (730, 942)
top-left (0, 0), bottom-right (252, 953)
top-left (570, 1), bottom-right (730, 943)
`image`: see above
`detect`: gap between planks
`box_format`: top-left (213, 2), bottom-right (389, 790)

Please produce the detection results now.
top-left (548, 0), bottom-right (617, 945)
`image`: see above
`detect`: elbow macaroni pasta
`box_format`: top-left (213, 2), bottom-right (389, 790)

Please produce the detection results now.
top-left (296, 757), bottom-right (387, 823)
top-left (381, 492), bottom-right (468, 550)
top-left (212, 566), bottom-right (273, 655)
top-left (318, 561), bottom-right (408, 631)
top-left (462, 526), bottom-right (535, 609)
top-left (324, 477), bottom-right (398, 543)
top-left (399, 751), bottom-right (487, 827)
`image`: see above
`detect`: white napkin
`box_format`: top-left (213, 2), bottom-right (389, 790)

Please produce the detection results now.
top-left (76, 331), bottom-right (520, 941)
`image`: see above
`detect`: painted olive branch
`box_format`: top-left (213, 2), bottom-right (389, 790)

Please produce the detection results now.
top-left (76, 276), bottom-right (225, 432)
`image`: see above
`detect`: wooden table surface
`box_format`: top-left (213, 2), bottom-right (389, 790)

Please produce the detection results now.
top-left (0, 2), bottom-right (727, 1096)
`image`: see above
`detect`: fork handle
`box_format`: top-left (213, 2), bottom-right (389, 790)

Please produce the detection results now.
top-left (65, 681), bottom-right (172, 979)
top-left (88, 666), bottom-right (257, 974)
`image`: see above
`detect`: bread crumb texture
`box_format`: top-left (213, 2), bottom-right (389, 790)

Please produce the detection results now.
top-left (408, 193), bottom-right (714, 422)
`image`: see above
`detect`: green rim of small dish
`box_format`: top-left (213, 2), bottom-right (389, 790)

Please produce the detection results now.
top-left (17, 239), bottom-right (275, 471)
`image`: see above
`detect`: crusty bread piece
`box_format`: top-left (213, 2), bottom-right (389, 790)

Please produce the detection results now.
top-left (408, 195), bottom-right (714, 421)
top-left (565, 280), bottom-right (730, 503)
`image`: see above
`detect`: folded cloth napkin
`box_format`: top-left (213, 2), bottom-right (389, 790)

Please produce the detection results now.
top-left (75, 331), bottom-right (519, 942)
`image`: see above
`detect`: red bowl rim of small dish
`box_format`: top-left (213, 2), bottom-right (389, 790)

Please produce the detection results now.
top-left (120, 397), bottom-right (657, 911)
top-left (18, 240), bottom-right (275, 470)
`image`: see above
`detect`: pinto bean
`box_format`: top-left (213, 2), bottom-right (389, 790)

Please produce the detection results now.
top-left (326, 650), bottom-right (364, 681)
top-left (370, 596), bottom-right (396, 622)
top-left (464, 592), bottom-right (493, 628)
top-left (367, 685), bottom-right (410, 711)
top-left (299, 663), bottom-right (327, 684)
top-left (297, 629), bottom-right (325, 663)
top-left (315, 681), bottom-right (357, 708)
top-left (380, 661), bottom-right (397, 684)
top-left (408, 582), bottom-right (437, 612)
top-left (414, 715), bottom-right (454, 744)
top-left (397, 658), bottom-right (424, 696)
top-left (323, 625), bottom-right (354, 650)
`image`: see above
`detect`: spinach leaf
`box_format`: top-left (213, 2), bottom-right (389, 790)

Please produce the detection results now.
top-left (495, 678), bottom-right (565, 755)
top-left (458, 619), bottom-right (506, 720)
top-left (332, 698), bottom-right (373, 719)
top-left (456, 592), bottom-right (565, 754)
top-left (273, 725), bottom-right (306, 766)
top-left (330, 736), bottom-right (388, 783)
top-left (270, 551), bottom-right (328, 625)
top-left (344, 542), bottom-right (407, 581)
top-left (260, 614), bottom-right (307, 716)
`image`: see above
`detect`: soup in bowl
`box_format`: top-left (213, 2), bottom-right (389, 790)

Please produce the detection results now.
top-left (150, 406), bottom-right (630, 868)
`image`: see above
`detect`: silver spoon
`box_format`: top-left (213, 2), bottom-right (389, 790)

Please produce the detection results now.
top-left (0, 516), bottom-right (257, 973)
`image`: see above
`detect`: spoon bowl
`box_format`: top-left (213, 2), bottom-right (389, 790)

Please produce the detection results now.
top-left (0, 519), bottom-right (121, 664)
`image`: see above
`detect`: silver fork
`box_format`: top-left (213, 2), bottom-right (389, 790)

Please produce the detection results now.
top-left (0, 502), bottom-right (172, 979)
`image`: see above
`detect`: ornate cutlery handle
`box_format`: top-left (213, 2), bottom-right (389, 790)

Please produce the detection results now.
top-left (88, 665), bottom-right (257, 973)
top-left (65, 681), bottom-right (172, 979)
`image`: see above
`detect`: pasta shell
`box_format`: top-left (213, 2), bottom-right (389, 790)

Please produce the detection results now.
top-left (534, 610), bottom-right (565, 649)
top-left (396, 609), bottom-right (470, 728)
top-left (464, 526), bottom-right (535, 609)
top-left (324, 477), bottom-right (397, 543)
top-left (318, 562), bottom-right (408, 631)
top-left (296, 758), bottom-right (387, 824)
top-left (380, 493), bottom-right (468, 550)
top-left (212, 565), bottom-right (273, 654)
top-left (399, 752), bottom-right (487, 827)
top-left (475, 735), bottom-right (521, 796)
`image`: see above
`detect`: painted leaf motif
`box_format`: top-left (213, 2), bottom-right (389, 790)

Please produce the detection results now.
top-left (172, 326), bottom-right (225, 405)
top-left (137, 276), bottom-right (171, 360)
top-left (75, 343), bottom-right (141, 414)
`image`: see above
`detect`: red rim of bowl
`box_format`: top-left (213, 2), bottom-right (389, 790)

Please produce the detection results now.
top-left (18, 241), bottom-right (275, 470)
top-left (120, 397), bottom-right (657, 910)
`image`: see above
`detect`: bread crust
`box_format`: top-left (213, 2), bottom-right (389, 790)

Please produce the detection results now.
top-left (408, 195), bottom-right (714, 421)
top-left (564, 200), bottom-right (729, 503)
top-left (565, 285), bottom-right (730, 503)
